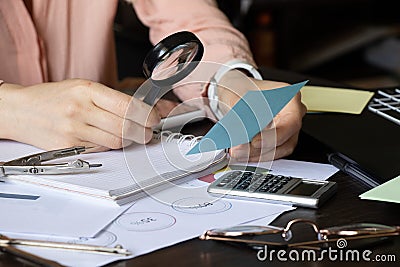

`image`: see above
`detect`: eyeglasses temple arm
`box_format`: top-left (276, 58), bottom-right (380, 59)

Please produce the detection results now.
top-left (289, 231), bottom-right (400, 249)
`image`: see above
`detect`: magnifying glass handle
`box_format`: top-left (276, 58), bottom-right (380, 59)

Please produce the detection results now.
top-left (142, 84), bottom-right (161, 106)
top-left (140, 80), bottom-right (172, 106)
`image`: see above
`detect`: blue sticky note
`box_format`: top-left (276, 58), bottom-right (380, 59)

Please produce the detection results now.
top-left (187, 81), bottom-right (308, 154)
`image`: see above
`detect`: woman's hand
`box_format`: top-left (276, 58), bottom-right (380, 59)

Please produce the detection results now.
top-left (216, 71), bottom-right (306, 162)
top-left (0, 79), bottom-right (160, 151)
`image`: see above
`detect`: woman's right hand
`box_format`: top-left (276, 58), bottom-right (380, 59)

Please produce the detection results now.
top-left (0, 79), bottom-right (160, 151)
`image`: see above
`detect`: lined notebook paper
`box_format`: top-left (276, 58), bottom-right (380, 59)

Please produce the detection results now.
top-left (1, 132), bottom-right (227, 205)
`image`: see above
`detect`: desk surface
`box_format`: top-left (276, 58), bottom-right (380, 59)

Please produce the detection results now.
top-left (1, 70), bottom-right (399, 266)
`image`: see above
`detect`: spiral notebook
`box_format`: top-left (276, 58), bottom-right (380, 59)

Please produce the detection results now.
top-left (2, 132), bottom-right (228, 205)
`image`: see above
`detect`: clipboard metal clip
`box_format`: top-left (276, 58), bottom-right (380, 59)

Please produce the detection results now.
top-left (0, 146), bottom-right (102, 177)
top-left (0, 234), bottom-right (131, 267)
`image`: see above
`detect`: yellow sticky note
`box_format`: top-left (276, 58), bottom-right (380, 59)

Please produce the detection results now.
top-left (301, 86), bottom-right (374, 114)
top-left (359, 175), bottom-right (400, 204)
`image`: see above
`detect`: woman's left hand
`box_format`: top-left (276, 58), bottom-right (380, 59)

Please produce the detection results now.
top-left (217, 72), bottom-right (306, 162)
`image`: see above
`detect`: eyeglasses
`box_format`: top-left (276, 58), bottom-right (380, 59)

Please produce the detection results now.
top-left (200, 219), bottom-right (400, 250)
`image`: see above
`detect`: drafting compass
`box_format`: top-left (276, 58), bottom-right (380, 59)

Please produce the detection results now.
top-left (0, 146), bottom-right (101, 177)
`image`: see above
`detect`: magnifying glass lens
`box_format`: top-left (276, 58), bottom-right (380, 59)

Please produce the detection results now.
top-left (143, 31), bottom-right (204, 87)
top-left (152, 43), bottom-right (199, 81)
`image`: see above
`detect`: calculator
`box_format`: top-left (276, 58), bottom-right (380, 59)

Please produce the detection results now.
top-left (207, 171), bottom-right (337, 208)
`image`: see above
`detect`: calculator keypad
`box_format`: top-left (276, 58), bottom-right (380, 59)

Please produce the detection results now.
top-left (215, 171), bottom-right (295, 194)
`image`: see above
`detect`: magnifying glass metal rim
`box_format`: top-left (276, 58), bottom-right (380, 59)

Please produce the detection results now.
top-left (143, 31), bottom-right (204, 87)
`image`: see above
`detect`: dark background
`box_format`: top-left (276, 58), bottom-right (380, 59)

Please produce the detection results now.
top-left (114, 0), bottom-right (400, 90)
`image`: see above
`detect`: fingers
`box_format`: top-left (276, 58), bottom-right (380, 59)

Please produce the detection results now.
top-left (229, 143), bottom-right (275, 162)
top-left (273, 114), bottom-right (300, 148)
top-left (229, 92), bottom-right (306, 162)
top-left (76, 123), bottom-right (124, 150)
top-left (125, 97), bottom-right (160, 128)
top-left (122, 120), bottom-right (154, 144)
top-left (230, 132), bottom-right (300, 162)
top-left (89, 83), bottom-right (160, 128)
top-left (58, 80), bottom-right (159, 148)
top-left (273, 93), bottom-right (306, 148)
top-left (79, 81), bottom-right (160, 146)
top-left (2, 79), bottom-right (162, 151)
top-left (249, 126), bottom-right (276, 150)
top-left (155, 99), bottom-right (179, 118)
top-left (273, 133), bottom-right (299, 159)
top-left (82, 104), bottom-right (153, 144)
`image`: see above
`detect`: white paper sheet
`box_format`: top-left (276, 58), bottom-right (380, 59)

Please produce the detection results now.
top-left (0, 180), bottom-right (130, 237)
top-left (269, 159), bottom-right (338, 181)
top-left (6, 184), bottom-right (293, 267)
top-left (3, 158), bottom-right (338, 266)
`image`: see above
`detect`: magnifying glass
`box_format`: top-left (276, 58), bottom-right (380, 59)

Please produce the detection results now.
top-left (140, 31), bottom-right (204, 105)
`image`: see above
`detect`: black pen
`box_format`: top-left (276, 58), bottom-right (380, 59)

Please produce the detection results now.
top-left (328, 152), bottom-right (380, 188)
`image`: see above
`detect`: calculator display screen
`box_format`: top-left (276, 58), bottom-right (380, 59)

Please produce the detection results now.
top-left (287, 182), bottom-right (322, 196)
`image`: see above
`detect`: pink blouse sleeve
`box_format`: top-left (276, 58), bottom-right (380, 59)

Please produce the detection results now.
top-left (132, 0), bottom-right (256, 106)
